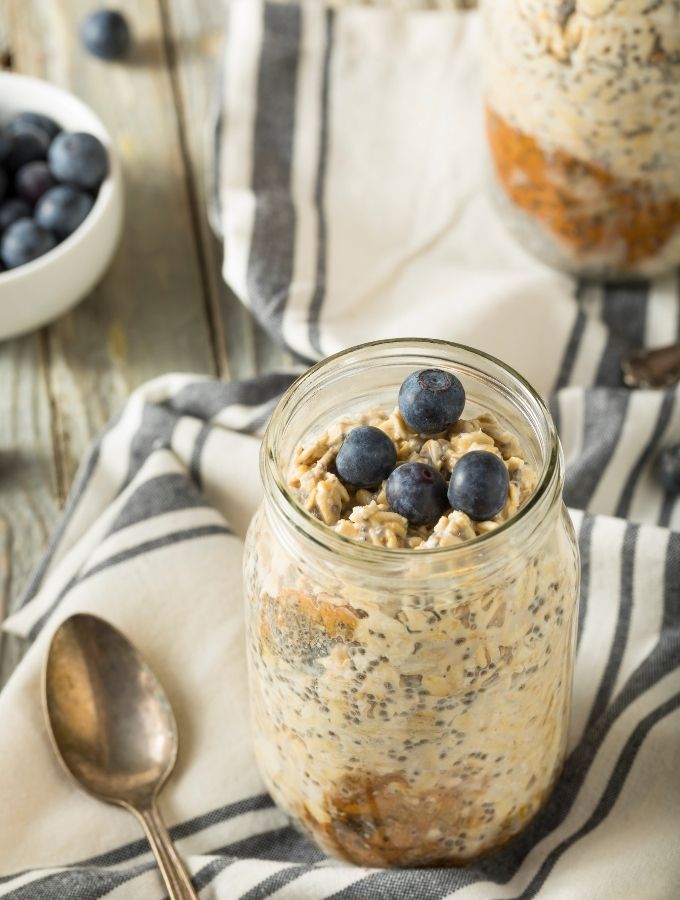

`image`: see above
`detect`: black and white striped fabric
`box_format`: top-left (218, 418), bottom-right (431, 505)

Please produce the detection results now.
top-left (1, 1), bottom-right (679, 897)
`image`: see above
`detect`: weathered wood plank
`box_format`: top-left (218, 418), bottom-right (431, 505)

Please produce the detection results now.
top-left (0, 27), bottom-right (62, 687)
top-left (7, 0), bottom-right (217, 486)
top-left (162, 0), bottom-right (293, 378)
top-left (0, 0), bottom-right (299, 688)
top-left (0, 335), bottom-right (61, 687)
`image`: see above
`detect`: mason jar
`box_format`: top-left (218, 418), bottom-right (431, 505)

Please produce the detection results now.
top-left (482, 0), bottom-right (680, 279)
top-left (243, 339), bottom-right (580, 867)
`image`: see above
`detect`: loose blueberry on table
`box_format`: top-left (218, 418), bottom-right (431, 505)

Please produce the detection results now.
top-left (291, 368), bottom-right (536, 548)
top-left (81, 9), bottom-right (132, 61)
top-left (0, 110), bottom-right (109, 272)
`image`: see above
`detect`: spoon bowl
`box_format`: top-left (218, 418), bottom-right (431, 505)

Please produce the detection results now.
top-left (44, 612), bottom-right (177, 806)
top-left (44, 613), bottom-right (198, 900)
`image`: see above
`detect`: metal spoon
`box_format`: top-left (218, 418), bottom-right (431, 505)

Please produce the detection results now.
top-left (43, 613), bottom-right (198, 900)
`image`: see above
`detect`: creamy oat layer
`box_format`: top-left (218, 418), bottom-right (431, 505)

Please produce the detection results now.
top-left (483, 0), bottom-right (680, 274)
top-left (484, 0), bottom-right (680, 190)
top-left (246, 499), bottom-right (577, 865)
top-left (288, 407), bottom-right (538, 549)
top-left (245, 404), bottom-right (577, 866)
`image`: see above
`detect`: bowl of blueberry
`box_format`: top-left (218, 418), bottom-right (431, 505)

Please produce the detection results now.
top-left (0, 71), bottom-right (123, 339)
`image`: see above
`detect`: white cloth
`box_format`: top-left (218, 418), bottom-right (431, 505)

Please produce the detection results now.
top-left (217, 0), bottom-right (575, 395)
top-left (1, 2), bottom-right (679, 898)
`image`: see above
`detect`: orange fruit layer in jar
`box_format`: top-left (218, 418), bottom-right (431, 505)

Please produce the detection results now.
top-left (244, 393), bottom-right (579, 866)
top-left (486, 107), bottom-right (680, 274)
top-left (482, 0), bottom-right (680, 278)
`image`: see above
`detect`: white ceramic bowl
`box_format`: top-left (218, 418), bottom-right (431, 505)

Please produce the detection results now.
top-left (0, 73), bottom-right (123, 339)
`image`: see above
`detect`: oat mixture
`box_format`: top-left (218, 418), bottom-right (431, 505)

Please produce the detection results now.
top-left (288, 406), bottom-right (538, 548)
top-left (483, 0), bottom-right (680, 275)
top-left (244, 398), bottom-right (579, 866)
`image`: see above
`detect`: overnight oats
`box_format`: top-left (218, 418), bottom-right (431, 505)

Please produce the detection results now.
top-left (243, 340), bottom-right (580, 867)
top-left (482, 0), bottom-right (680, 278)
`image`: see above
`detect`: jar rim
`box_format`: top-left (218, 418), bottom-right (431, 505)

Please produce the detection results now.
top-left (261, 338), bottom-right (562, 568)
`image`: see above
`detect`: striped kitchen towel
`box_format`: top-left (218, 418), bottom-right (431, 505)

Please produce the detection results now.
top-left (1, 1), bottom-right (679, 898)
top-left (0, 373), bottom-right (678, 900)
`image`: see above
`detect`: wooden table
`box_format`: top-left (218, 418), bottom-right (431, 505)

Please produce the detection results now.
top-left (0, 0), bottom-right (291, 685)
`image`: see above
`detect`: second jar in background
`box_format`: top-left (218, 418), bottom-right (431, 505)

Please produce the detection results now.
top-left (482, 0), bottom-right (680, 279)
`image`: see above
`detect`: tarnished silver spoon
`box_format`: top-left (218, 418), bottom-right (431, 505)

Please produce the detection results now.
top-left (43, 613), bottom-right (198, 900)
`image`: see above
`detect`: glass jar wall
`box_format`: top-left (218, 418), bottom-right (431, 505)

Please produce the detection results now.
top-left (243, 339), bottom-right (580, 867)
top-left (482, 0), bottom-right (680, 279)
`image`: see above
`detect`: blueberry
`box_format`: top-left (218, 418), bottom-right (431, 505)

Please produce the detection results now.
top-left (5, 128), bottom-right (49, 173)
top-left (4, 116), bottom-right (50, 141)
top-left (48, 132), bottom-right (108, 190)
top-left (6, 112), bottom-right (61, 141)
top-left (81, 9), bottom-right (131, 60)
top-left (14, 161), bottom-right (56, 205)
top-left (448, 451), bottom-right (509, 522)
top-left (386, 462), bottom-right (448, 525)
top-left (0, 166), bottom-right (6, 202)
top-left (0, 198), bottom-right (32, 233)
top-left (657, 445), bottom-right (680, 494)
top-left (0, 133), bottom-right (10, 165)
top-left (0, 218), bottom-right (57, 269)
top-left (335, 426), bottom-right (397, 487)
top-left (35, 185), bottom-right (94, 240)
top-left (399, 369), bottom-right (466, 434)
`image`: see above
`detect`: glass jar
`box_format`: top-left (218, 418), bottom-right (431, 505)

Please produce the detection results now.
top-left (482, 0), bottom-right (680, 279)
top-left (243, 339), bottom-right (580, 867)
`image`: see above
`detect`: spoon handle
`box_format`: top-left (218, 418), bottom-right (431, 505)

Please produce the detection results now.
top-left (135, 802), bottom-right (199, 900)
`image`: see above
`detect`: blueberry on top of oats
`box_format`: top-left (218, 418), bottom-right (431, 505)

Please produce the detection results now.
top-left (448, 450), bottom-right (509, 522)
top-left (399, 368), bottom-right (465, 434)
top-left (335, 425), bottom-right (397, 487)
top-left (386, 462), bottom-right (448, 525)
top-left (288, 377), bottom-right (538, 548)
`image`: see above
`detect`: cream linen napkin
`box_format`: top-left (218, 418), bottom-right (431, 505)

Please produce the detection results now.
top-left (1, 2), bottom-right (679, 897)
